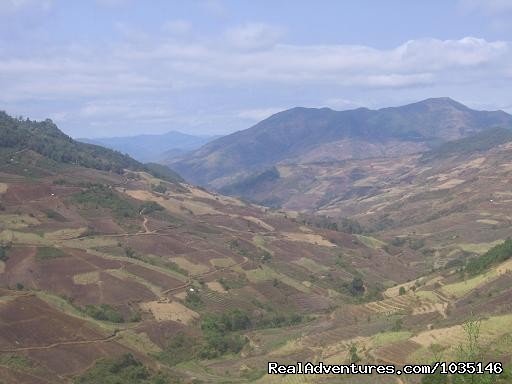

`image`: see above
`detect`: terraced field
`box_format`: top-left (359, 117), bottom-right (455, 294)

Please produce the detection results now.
top-left (1, 132), bottom-right (512, 383)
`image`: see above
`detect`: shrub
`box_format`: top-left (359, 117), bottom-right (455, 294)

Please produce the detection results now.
top-left (218, 276), bottom-right (248, 290)
top-left (350, 277), bottom-right (365, 295)
top-left (75, 353), bottom-right (171, 384)
top-left (391, 237), bottom-right (406, 247)
top-left (139, 201), bottom-right (164, 214)
top-left (0, 246), bottom-right (9, 262)
top-left (157, 333), bottom-right (199, 366)
top-left (84, 304), bottom-right (124, 323)
top-left (151, 183), bottom-right (167, 194)
top-left (185, 290), bottom-right (203, 308)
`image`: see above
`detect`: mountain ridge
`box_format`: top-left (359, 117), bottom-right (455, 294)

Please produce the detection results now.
top-left (170, 97), bottom-right (512, 187)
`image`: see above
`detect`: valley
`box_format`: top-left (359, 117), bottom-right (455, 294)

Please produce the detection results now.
top-left (0, 107), bottom-right (511, 384)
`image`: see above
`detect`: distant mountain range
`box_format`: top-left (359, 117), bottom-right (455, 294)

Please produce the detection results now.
top-left (169, 98), bottom-right (512, 189)
top-left (79, 131), bottom-right (219, 163)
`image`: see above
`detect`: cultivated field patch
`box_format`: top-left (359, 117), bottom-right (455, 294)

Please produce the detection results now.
top-left (245, 266), bottom-right (310, 293)
top-left (293, 257), bottom-right (329, 273)
top-left (73, 271), bottom-right (100, 285)
top-left (44, 227), bottom-right (87, 240)
top-left (355, 235), bottom-right (386, 249)
top-left (457, 240), bottom-right (502, 254)
top-left (282, 232), bottom-right (336, 247)
top-left (209, 257), bottom-right (236, 268)
top-left (0, 214), bottom-right (40, 229)
top-left (140, 300), bottom-right (199, 324)
top-left (0, 230), bottom-right (50, 246)
top-left (171, 257), bottom-right (209, 275)
top-left (207, 281), bottom-right (227, 293)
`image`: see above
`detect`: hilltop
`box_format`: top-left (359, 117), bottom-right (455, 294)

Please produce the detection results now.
top-left (170, 98), bottom-right (512, 188)
top-left (0, 111), bottom-right (182, 183)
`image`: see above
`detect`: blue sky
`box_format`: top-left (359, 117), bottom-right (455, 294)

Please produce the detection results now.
top-left (1, 0), bottom-right (512, 137)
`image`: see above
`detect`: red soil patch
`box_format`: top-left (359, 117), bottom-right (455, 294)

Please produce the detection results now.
top-left (374, 340), bottom-right (422, 365)
top-left (0, 295), bottom-right (101, 349)
top-left (69, 249), bottom-right (123, 270)
top-left (2, 183), bottom-right (76, 205)
top-left (136, 320), bottom-right (187, 348)
top-left (0, 365), bottom-right (59, 384)
top-left (124, 234), bottom-right (194, 256)
top-left (93, 272), bottom-right (156, 304)
top-left (25, 342), bottom-right (128, 376)
top-left (124, 264), bottom-right (183, 290)
top-left (88, 218), bottom-right (125, 234)
top-left (288, 293), bottom-right (331, 313)
top-left (0, 247), bottom-right (155, 305)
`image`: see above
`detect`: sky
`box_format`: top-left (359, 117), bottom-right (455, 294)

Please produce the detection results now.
top-left (1, 0), bottom-right (512, 138)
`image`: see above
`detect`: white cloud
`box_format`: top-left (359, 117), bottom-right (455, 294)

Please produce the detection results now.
top-left (1, 28), bottom-right (511, 135)
top-left (1, 36), bottom-right (509, 99)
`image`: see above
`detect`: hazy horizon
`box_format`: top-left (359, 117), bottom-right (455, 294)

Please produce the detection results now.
top-left (2, 0), bottom-right (512, 138)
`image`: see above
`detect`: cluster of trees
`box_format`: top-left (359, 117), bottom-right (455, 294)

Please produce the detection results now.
top-left (75, 354), bottom-right (171, 384)
top-left (83, 304), bottom-right (125, 323)
top-left (158, 308), bottom-right (304, 366)
top-left (0, 112), bottom-right (143, 173)
top-left (465, 238), bottom-right (512, 276)
top-left (139, 201), bottom-right (164, 215)
top-left (72, 184), bottom-right (138, 219)
top-left (298, 214), bottom-right (364, 234)
top-left (218, 275), bottom-right (248, 290)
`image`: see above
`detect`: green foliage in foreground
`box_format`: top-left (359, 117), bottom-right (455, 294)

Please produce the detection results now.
top-left (158, 309), bottom-right (304, 366)
top-left (75, 353), bottom-right (173, 384)
top-left (421, 319), bottom-right (509, 384)
top-left (465, 238), bottom-right (512, 276)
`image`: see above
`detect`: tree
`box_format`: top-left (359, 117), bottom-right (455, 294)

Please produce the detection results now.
top-left (348, 343), bottom-right (360, 363)
top-left (350, 277), bottom-right (365, 295)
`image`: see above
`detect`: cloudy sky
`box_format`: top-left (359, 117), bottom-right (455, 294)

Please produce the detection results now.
top-left (1, 0), bottom-right (512, 137)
